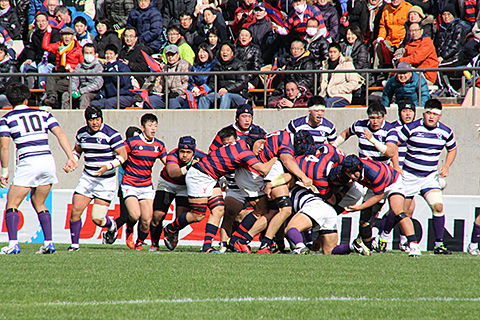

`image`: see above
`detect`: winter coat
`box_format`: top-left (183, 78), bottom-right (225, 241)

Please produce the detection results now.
top-left (97, 60), bottom-right (134, 98)
top-left (63, 0), bottom-right (96, 20)
top-left (181, 21), bottom-right (200, 49)
top-left (25, 28), bottom-right (60, 65)
top-left (378, 1), bottom-right (413, 48)
top-left (71, 59), bottom-right (104, 94)
top-left (235, 41), bottom-right (263, 83)
top-left (65, 7), bottom-right (97, 37)
top-left (0, 56), bottom-right (18, 93)
top-left (11, 0), bottom-right (29, 36)
top-left (382, 72), bottom-right (430, 107)
top-left (277, 52), bottom-right (316, 95)
top-left (104, 0), bottom-right (135, 29)
top-left (119, 42), bottom-right (150, 86)
top-left (267, 85), bottom-right (312, 108)
top-left (162, 38), bottom-right (195, 66)
top-left (207, 56), bottom-right (248, 98)
top-left (127, 2), bottom-right (164, 52)
top-left (306, 32), bottom-right (330, 68)
top-left (249, 17), bottom-right (271, 49)
top-left (231, 2), bottom-right (256, 35)
top-left (402, 15), bottom-right (435, 46)
top-left (42, 31), bottom-right (84, 72)
top-left (399, 35), bottom-right (438, 83)
top-left (94, 30), bottom-right (122, 59)
top-left (0, 7), bottom-right (21, 40)
top-left (188, 57), bottom-right (218, 89)
top-left (435, 18), bottom-right (466, 64)
top-left (314, 3), bottom-right (339, 41)
top-left (153, 58), bottom-right (191, 99)
top-left (340, 39), bottom-right (370, 70)
top-left (320, 55), bottom-right (363, 103)
top-left (162, 0), bottom-right (196, 28)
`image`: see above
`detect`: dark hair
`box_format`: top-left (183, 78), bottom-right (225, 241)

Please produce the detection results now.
top-left (204, 7), bottom-right (217, 16)
top-left (36, 12), bottom-right (49, 20)
top-left (238, 28), bottom-right (252, 37)
top-left (73, 16), bottom-right (87, 27)
top-left (207, 26), bottom-right (220, 38)
top-left (346, 25), bottom-right (364, 42)
top-left (424, 98), bottom-right (442, 110)
top-left (6, 83), bottom-right (31, 106)
top-left (307, 17), bottom-right (319, 27)
top-left (307, 95), bottom-right (326, 108)
top-left (141, 113), bottom-right (158, 127)
top-left (329, 42), bottom-right (342, 52)
top-left (105, 43), bottom-right (118, 54)
top-left (123, 26), bottom-right (138, 43)
top-left (219, 41), bottom-right (235, 55)
top-left (0, 44), bottom-right (7, 54)
top-left (126, 126), bottom-right (142, 139)
top-left (95, 17), bottom-right (112, 30)
top-left (218, 126), bottom-right (237, 141)
top-left (367, 100), bottom-right (387, 117)
top-left (82, 43), bottom-right (95, 54)
top-left (167, 25), bottom-right (181, 35)
top-left (195, 43), bottom-right (214, 64)
top-left (179, 11), bottom-right (193, 19)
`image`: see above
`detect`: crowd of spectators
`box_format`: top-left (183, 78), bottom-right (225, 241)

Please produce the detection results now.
top-left (0, 0), bottom-right (479, 109)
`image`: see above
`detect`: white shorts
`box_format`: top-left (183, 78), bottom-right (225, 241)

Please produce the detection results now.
top-left (235, 167), bottom-right (265, 198)
top-left (264, 160), bottom-right (285, 181)
top-left (122, 184), bottom-right (155, 200)
top-left (13, 154), bottom-right (58, 187)
top-left (75, 173), bottom-right (116, 201)
top-left (338, 182), bottom-right (364, 208)
top-left (403, 170), bottom-right (440, 198)
top-left (225, 187), bottom-right (245, 203)
top-left (363, 175), bottom-right (405, 202)
top-left (300, 200), bottom-right (337, 232)
top-left (186, 167), bottom-right (217, 198)
top-left (156, 175), bottom-right (188, 197)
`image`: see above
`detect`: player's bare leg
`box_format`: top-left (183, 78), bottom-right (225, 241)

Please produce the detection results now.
top-left (389, 194), bottom-right (420, 256)
top-left (220, 196), bottom-right (243, 243)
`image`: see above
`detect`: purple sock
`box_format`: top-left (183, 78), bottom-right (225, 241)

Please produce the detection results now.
top-left (70, 220), bottom-right (82, 245)
top-left (471, 223), bottom-right (480, 244)
top-left (286, 228), bottom-right (304, 246)
top-left (103, 216), bottom-right (112, 229)
top-left (37, 210), bottom-right (52, 241)
top-left (331, 243), bottom-right (352, 255)
top-left (382, 211), bottom-right (396, 235)
top-left (432, 215), bottom-right (445, 242)
top-left (5, 209), bottom-right (19, 241)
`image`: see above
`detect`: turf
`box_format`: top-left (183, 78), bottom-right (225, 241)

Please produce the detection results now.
top-left (0, 244), bottom-right (479, 319)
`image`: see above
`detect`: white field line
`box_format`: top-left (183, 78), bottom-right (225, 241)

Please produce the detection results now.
top-left (34, 296), bottom-right (480, 306)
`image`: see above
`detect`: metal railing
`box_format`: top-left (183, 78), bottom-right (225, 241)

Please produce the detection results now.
top-left (10, 66), bottom-right (480, 109)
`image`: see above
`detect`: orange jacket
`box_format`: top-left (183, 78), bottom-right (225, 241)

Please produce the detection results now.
top-left (400, 35), bottom-right (439, 83)
top-left (378, 1), bottom-right (412, 48)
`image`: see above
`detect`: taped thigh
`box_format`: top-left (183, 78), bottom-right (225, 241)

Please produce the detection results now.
top-left (92, 204), bottom-right (108, 220)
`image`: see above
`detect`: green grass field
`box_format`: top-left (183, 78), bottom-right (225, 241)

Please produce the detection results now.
top-left (0, 244), bottom-right (479, 320)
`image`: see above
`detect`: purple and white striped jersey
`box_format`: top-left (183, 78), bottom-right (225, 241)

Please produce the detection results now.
top-left (286, 116), bottom-right (337, 147)
top-left (75, 123), bottom-right (124, 179)
top-left (0, 105), bottom-right (59, 161)
top-left (395, 119), bottom-right (456, 177)
top-left (349, 119), bottom-right (397, 163)
top-left (390, 120), bottom-right (407, 168)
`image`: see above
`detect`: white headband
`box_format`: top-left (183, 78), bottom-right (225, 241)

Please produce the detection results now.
top-left (309, 104), bottom-right (326, 111)
top-left (424, 108), bottom-right (442, 115)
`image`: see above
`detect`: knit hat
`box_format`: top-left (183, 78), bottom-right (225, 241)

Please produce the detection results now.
top-left (408, 6), bottom-right (425, 19)
top-left (236, 104), bottom-right (254, 118)
top-left (442, 3), bottom-right (456, 17)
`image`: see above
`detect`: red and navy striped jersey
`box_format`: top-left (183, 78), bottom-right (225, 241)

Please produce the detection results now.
top-left (194, 139), bottom-right (261, 179)
top-left (259, 130), bottom-right (294, 163)
top-left (122, 135), bottom-right (167, 187)
top-left (160, 148), bottom-right (207, 185)
top-left (465, 0), bottom-right (477, 22)
top-left (285, 4), bottom-right (326, 39)
top-left (208, 123), bottom-right (263, 152)
top-left (357, 158), bottom-right (399, 195)
top-left (294, 144), bottom-right (344, 198)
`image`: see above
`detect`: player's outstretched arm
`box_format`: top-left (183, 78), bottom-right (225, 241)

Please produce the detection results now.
top-left (51, 126), bottom-right (78, 173)
top-left (94, 145), bottom-right (127, 177)
top-left (345, 193), bottom-right (384, 212)
top-left (332, 128), bottom-right (351, 148)
top-left (439, 147), bottom-right (457, 177)
top-left (251, 157), bottom-right (277, 177)
top-left (0, 136), bottom-right (10, 188)
top-left (279, 153), bottom-right (312, 188)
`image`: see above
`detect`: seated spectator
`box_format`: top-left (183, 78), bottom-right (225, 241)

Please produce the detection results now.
top-left (0, 0), bottom-right (21, 40)
top-left (337, 0), bottom-right (368, 41)
top-left (465, 14), bottom-right (480, 61)
top-left (193, 0), bottom-right (225, 26)
top-left (21, 13), bottom-right (59, 88)
top-left (372, 0), bottom-right (412, 69)
top-left (93, 18), bottom-right (122, 61)
top-left (365, 0), bottom-right (386, 45)
top-left (398, 23), bottom-right (438, 85)
top-left (205, 27), bottom-right (221, 57)
top-left (381, 61), bottom-right (429, 107)
top-left (91, 44), bottom-right (135, 109)
top-left (163, 0), bottom-right (196, 28)
top-left (149, 45), bottom-right (192, 109)
top-left (268, 81), bottom-right (312, 108)
top-left (103, 0), bottom-right (134, 31)
top-left (62, 43), bottom-right (103, 109)
top-left (162, 25), bottom-right (195, 66)
top-left (249, 3), bottom-right (271, 50)
top-left (0, 43), bottom-right (18, 107)
top-left (119, 26), bottom-right (150, 88)
top-left (0, 25), bottom-right (14, 59)
top-left (235, 28), bottom-right (263, 88)
top-left (42, 26), bottom-right (83, 108)
top-left (400, 6), bottom-right (434, 47)
top-left (62, 0), bottom-right (96, 20)
top-left (74, 16), bottom-right (95, 47)
top-left (188, 43), bottom-right (217, 101)
top-left (305, 17), bottom-right (330, 68)
top-left (198, 42), bottom-right (248, 109)
top-left (54, 5), bottom-right (97, 37)
top-left (179, 12), bottom-right (199, 49)
top-left (231, 0), bottom-right (256, 35)
top-left (320, 42), bottom-right (363, 107)
top-left (313, 0), bottom-right (339, 41)
top-left (126, 0), bottom-right (163, 53)
top-left (195, 7), bottom-right (228, 46)
top-left (340, 25), bottom-right (369, 71)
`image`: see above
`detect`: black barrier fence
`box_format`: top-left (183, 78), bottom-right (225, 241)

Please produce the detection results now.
top-left (5, 66), bottom-right (480, 109)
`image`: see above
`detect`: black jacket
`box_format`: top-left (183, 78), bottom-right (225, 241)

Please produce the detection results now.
top-left (119, 42), bottom-right (150, 86)
top-left (180, 19), bottom-right (200, 50)
top-left (435, 18), bottom-right (466, 64)
top-left (195, 16), bottom-right (229, 46)
top-left (0, 57), bottom-right (18, 93)
top-left (340, 39), bottom-right (369, 70)
top-left (249, 17), bottom-right (271, 49)
top-left (24, 28), bottom-right (60, 65)
top-left (207, 56), bottom-right (248, 98)
top-left (277, 53), bottom-right (316, 94)
top-left (0, 7), bottom-right (21, 40)
top-left (338, 0), bottom-right (369, 41)
top-left (94, 30), bottom-right (123, 59)
top-left (162, 0), bottom-right (196, 27)
top-left (235, 42), bottom-right (263, 83)
top-left (307, 35), bottom-right (330, 68)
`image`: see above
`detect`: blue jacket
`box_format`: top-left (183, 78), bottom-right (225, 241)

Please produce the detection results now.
top-left (98, 61), bottom-right (134, 99)
top-left (65, 6), bottom-right (97, 37)
top-left (127, 3), bottom-right (163, 52)
top-left (188, 58), bottom-right (218, 90)
top-left (382, 72), bottom-right (430, 108)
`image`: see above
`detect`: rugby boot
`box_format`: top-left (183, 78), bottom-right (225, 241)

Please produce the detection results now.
top-left (256, 243), bottom-right (272, 254)
top-left (0, 244), bottom-right (20, 254)
top-left (36, 243), bottom-right (56, 254)
top-left (134, 240), bottom-right (144, 251)
top-left (163, 226), bottom-right (178, 251)
top-left (434, 244), bottom-right (452, 255)
top-left (126, 228), bottom-right (135, 249)
top-left (375, 239), bottom-right (387, 253)
top-left (67, 246), bottom-right (80, 252)
top-left (289, 246), bottom-right (310, 255)
top-left (202, 247), bottom-right (220, 253)
top-left (233, 241), bottom-right (251, 254)
top-left (352, 238), bottom-right (372, 256)
top-left (149, 241), bottom-right (160, 252)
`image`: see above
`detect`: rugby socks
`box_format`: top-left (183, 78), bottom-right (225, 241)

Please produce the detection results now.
top-left (202, 223), bottom-right (218, 251)
top-left (432, 215), bottom-right (445, 246)
top-left (231, 212), bottom-right (257, 244)
top-left (232, 220), bottom-right (240, 233)
top-left (286, 228), bottom-right (304, 247)
top-left (168, 212), bottom-right (189, 233)
top-left (407, 234), bottom-right (418, 244)
top-left (137, 224), bottom-right (148, 242)
top-left (37, 210), bottom-right (52, 241)
top-left (70, 220), bottom-right (82, 245)
top-left (471, 223), bottom-right (480, 244)
top-left (331, 243), bottom-right (352, 255)
top-left (102, 216), bottom-right (113, 229)
top-left (5, 208), bottom-right (19, 242)
top-left (380, 211), bottom-right (396, 240)
top-left (150, 222), bottom-right (162, 242)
